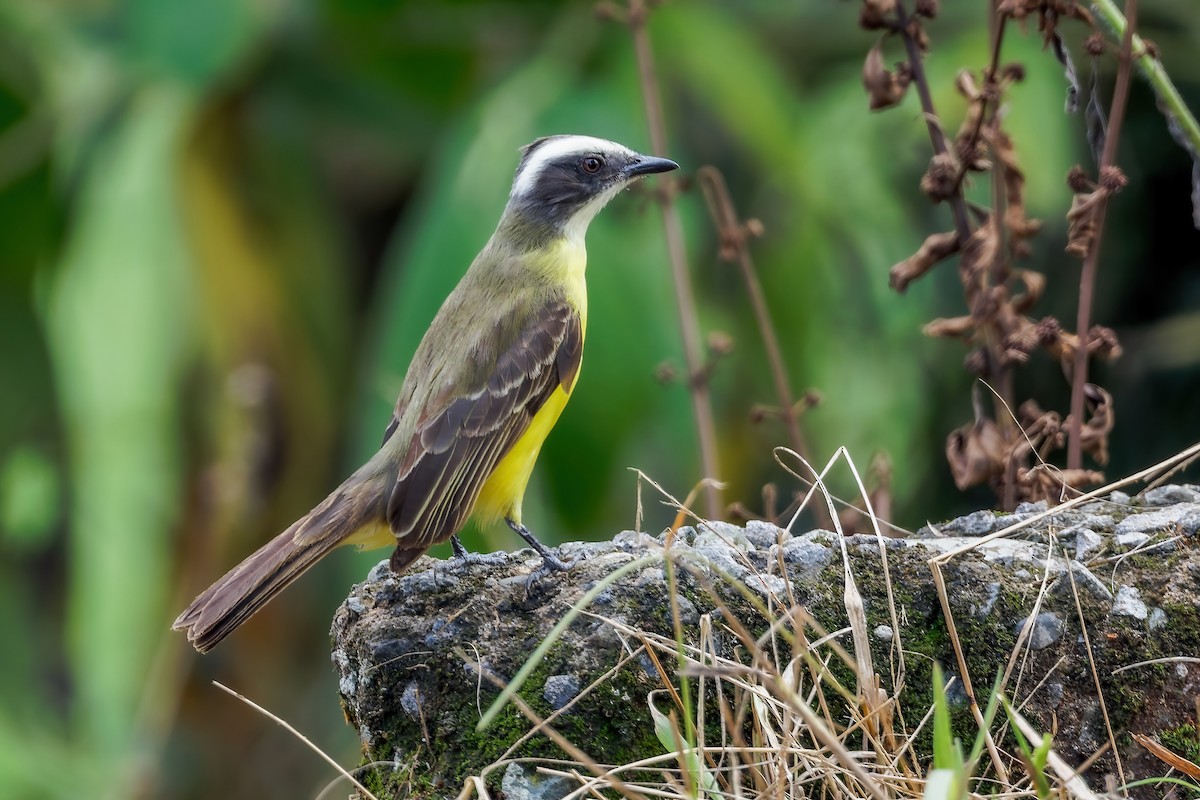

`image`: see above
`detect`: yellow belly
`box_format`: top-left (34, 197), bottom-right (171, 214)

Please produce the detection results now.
top-left (472, 383), bottom-right (573, 526)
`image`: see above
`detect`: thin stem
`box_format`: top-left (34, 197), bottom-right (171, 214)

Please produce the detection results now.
top-left (696, 167), bottom-right (832, 530)
top-left (894, 0), bottom-right (973, 243)
top-left (1068, 0), bottom-right (1137, 470)
top-left (1091, 0), bottom-right (1200, 157)
top-left (627, 0), bottom-right (721, 519)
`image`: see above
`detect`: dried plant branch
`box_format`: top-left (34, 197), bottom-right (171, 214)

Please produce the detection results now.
top-left (695, 166), bottom-right (832, 530)
top-left (1067, 0), bottom-right (1136, 471)
top-left (612, 0), bottom-right (721, 519)
top-left (893, 0), bottom-right (973, 243)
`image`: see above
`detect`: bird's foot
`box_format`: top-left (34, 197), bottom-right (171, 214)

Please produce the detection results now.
top-left (505, 518), bottom-right (573, 594)
top-left (448, 534), bottom-right (508, 569)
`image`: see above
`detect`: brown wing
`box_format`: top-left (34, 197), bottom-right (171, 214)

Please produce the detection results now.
top-left (385, 298), bottom-right (583, 548)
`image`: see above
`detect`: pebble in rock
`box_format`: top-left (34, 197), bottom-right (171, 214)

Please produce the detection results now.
top-left (745, 573), bottom-right (788, 598)
top-left (1149, 607), bottom-right (1167, 630)
top-left (1014, 612), bottom-right (1064, 650)
top-left (543, 674), bottom-right (581, 711)
top-left (874, 624), bottom-right (894, 641)
top-left (1111, 585), bottom-right (1148, 620)
top-left (1050, 562), bottom-right (1112, 601)
top-left (1073, 528), bottom-right (1104, 561)
top-left (400, 682), bottom-right (423, 720)
top-left (502, 762), bottom-right (578, 800)
top-left (971, 582), bottom-right (1001, 617)
top-left (1115, 531), bottom-right (1151, 550)
top-left (1115, 504), bottom-right (1200, 537)
top-left (1142, 485), bottom-right (1200, 506)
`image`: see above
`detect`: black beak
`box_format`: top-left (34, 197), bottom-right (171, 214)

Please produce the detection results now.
top-left (624, 155), bottom-right (679, 178)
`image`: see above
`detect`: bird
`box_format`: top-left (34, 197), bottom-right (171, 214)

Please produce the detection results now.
top-left (173, 135), bottom-right (679, 652)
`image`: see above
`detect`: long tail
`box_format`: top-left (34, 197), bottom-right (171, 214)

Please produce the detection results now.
top-left (174, 470), bottom-right (393, 652)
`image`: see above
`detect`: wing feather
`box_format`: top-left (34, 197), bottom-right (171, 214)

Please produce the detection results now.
top-left (385, 298), bottom-right (582, 548)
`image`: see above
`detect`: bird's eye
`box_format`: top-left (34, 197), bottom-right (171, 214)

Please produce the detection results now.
top-left (581, 156), bottom-right (604, 174)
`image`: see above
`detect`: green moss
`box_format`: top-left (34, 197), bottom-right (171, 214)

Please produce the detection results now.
top-left (1161, 724), bottom-right (1200, 764)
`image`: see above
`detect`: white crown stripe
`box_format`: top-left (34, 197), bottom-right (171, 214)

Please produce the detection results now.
top-left (510, 136), bottom-right (636, 199)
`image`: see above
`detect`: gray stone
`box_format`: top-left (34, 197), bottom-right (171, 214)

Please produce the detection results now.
top-left (1015, 612), bottom-right (1065, 649)
top-left (543, 674), bottom-right (581, 710)
top-left (1182, 510), bottom-right (1200, 536)
top-left (1112, 586), bottom-right (1148, 620)
top-left (400, 682), bottom-right (423, 720)
top-left (502, 761), bottom-right (578, 800)
top-left (1015, 501), bottom-right (1049, 516)
top-left (744, 519), bottom-right (787, 548)
top-left (777, 539), bottom-right (833, 575)
top-left (1079, 514), bottom-right (1116, 532)
top-left (1074, 528), bottom-right (1104, 561)
top-left (1109, 490), bottom-right (1131, 505)
top-left (675, 594), bottom-right (699, 626)
top-left (1115, 504), bottom-right (1200, 537)
top-left (695, 521), bottom-right (752, 550)
top-left (1043, 682), bottom-right (1064, 709)
top-left (745, 573), bottom-right (789, 598)
top-left (1050, 561), bottom-right (1112, 601)
top-left (1115, 531), bottom-right (1151, 550)
top-left (874, 624), bottom-right (894, 641)
top-left (688, 544), bottom-right (749, 579)
top-left (1143, 485), bottom-right (1200, 505)
top-left (1149, 607), bottom-right (1167, 631)
top-left (396, 568), bottom-right (459, 594)
top-left (634, 567), bottom-right (665, 587)
top-left (971, 582), bottom-right (1002, 617)
top-left (672, 526), bottom-right (697, 545)
top-left (950, 510), bottom-right (999, 535)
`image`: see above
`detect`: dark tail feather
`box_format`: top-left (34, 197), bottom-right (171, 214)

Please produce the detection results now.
top-left (173, 517), bottom-right (345, 653)
top-left (174, 471), bottom-right (392, 653)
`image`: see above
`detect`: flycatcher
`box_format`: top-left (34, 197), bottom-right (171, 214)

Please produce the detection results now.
top-left (174, 135), bottom-right (678, 652)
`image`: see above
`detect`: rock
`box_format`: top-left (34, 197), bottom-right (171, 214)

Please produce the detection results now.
top-left (745, 573), bottom-right (788, 598)
top-left (1074, 528), bottom-right (1104, 561)
top-left (1049, 561), bottom-right (1112, 601)
top-left (400, 682), bottom-right (423, 720)
top-left (1142, 485), bottom-right (1200, 505)
top-left (743, 519), bottom-right (787, 548)
top-left (950, 510), bottom-right (999, 536)
top-left (695, 521), bottom-right (751, 550)
top-left (776, 538), bottom-right (833, 575)
top-left (1015, 612), bottom-right (1064, 649)
top-left (1109, 490), bottom-right (1131, 504)
top-left (1115, 504), bottom-right (1200, 537)
top-left (331, 493), bottom-right (1200, 794)
top-left (502, 762), bottom-right (577, 800)
top-left (1015, 501), bottom-right (1048, 516)
top-left (1115, 531), bottom-right (1151, 550)
top-left (970, 582), bottom-right (1001, 617)
top-left (1111, 586), bottom-right (1148, 620)
top-left (543, 674), bottom-right (580, 711)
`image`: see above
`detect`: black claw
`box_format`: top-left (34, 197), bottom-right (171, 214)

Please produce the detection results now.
top-left (451, 534), bottom-right (468, 559)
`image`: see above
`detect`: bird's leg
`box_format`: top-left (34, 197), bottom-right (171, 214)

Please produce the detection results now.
top-left (506, 518), bottom-right (572, 572)
top-left (451, 534), bottom-right (468, 559)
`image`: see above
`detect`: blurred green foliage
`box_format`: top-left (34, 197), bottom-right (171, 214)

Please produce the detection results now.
top-left (0, 1), bottom-right (1197, 798)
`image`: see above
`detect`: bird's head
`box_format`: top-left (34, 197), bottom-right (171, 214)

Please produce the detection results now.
top-left (503, 135), bottom-right (678, 245)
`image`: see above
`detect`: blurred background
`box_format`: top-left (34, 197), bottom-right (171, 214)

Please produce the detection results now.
top-left (1, 0), bottom-right (1197, 797)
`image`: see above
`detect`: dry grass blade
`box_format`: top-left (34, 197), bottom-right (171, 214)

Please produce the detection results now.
top-left (211, 681), bottom-right (380, 800)
top-left (1133, 734), bottom-right (1200, 781)
top-left (1064, 534), bottom-right (1127, 790)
